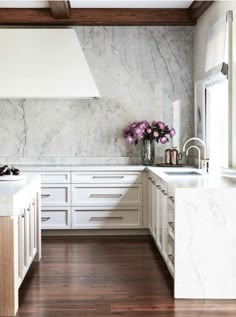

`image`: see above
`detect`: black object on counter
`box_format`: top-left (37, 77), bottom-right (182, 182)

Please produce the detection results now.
top-left (11, 167), bottom-right (21, 175)
top-left (0, 165), bottom-right (21, 176)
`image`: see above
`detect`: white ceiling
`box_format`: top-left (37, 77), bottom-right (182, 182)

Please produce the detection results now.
top-left (0, 0), bottom-right (194, 9)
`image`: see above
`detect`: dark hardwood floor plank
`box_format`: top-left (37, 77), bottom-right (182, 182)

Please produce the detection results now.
top-left (17, 236), bottom-right (236, 317)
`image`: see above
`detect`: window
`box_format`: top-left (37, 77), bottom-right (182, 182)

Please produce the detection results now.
top-left (205, 78), bottom-right (228, 169)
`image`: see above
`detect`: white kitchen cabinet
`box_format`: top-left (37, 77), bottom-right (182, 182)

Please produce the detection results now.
top-left (72, 207), bottom-right (142, 229)
top-left (18, 210), bottom-right (25, 280)
top-left (148, 175), bottom-right (158, 243)
top-left (41, 184), bottom-right (70, 207)
top-left (23, 169), bottom-right (143, 230)
top-left (147, 175), bottom-right (154, 234)
top-left (71, 171), bottom-right (143, 229)
top-left (41, 207), bottom-right (71, 229)
top-left (160, 179), bottom-right (168, 262)
top-left (72, 184), bottom-right (142, 207)
top-left (41, 172), bottom-right (70, 184)
top-left (148, 172), bottom-right (169, 268)
top-left (18, 197), bottom-right (39, 284)
top-left (151, 179), bottom-right (157, 241)
top-left (38, 172), bottom-right (71, 229)
top-left (167, 234), bottom-right (174, 277)
top-left (154, 177), bottom-right (162, 250)
top-left (71, 172), bottom-right (142, 184)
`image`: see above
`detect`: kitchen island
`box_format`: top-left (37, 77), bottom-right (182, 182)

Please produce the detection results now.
top-left (0, 175), bottom-right (41, 317)
top-left (148, 167), bottom-right (236, 299)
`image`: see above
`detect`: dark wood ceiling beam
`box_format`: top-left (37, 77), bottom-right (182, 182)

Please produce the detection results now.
top-left (0, 8), bottom-right (194, 26)
top-left (189, 1), bottom-right (214, 21)
top-left (49, 1), bottom-right (70, 19)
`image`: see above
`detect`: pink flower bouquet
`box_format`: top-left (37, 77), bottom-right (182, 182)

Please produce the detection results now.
top-left (123, 120), bottom-right (175, 145)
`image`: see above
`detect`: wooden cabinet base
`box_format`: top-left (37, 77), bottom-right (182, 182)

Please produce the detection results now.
top-left (0, 218), bottom-right (18, 316)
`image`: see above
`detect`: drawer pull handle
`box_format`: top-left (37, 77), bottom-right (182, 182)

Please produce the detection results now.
top-left (89, 216), bottom-right (123, 221)
top-left (152, 180), bottom-right (156, 185)
top-left (168, 254), bottom-right (174, 265)
top-left (161, 189), bottom-right (167, 195)
top-left (168, 222), bottom-right (175, 231)
top-left (90, 194), bottom-right (122, 198)
top-left (169, 196), bottom-right (175, 202)
top-left (156, 185), bottom-right (161, 189)
top-left (92, 176), bottom-right (124, 179)
top-left (41, 194), bottom-right (51, 199)
top-left (41, 217), bottom-right (51, 222)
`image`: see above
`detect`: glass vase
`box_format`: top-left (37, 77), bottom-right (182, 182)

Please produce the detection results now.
top-left (141, 139), bottom-right (155, 166)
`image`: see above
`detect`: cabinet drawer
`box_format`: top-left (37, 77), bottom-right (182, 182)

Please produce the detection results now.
top-left (72, 207), bottom-right (142, 229)
top-left (72, 185), bottom-right (142, 206)
top-left (41, 185), bottom-right (70, 206)
top-left (41, 207), bottom-right (71, 229)
top-left (71, 172), bottom-right (142, 184)
top-left (41, 172), bottom-right (70, 184)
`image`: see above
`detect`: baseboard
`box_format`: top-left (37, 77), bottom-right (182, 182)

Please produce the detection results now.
top-left (42, 229), bottom-right (150, 236)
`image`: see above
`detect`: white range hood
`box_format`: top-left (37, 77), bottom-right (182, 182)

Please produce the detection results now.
top-left (0, 28), bottom-right (100, 99)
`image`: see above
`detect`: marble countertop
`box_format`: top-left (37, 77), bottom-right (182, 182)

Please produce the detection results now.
top-left (17, 164), bottom-right (146, 172)
top-left (0, 174), bottom-right (39, 195)
top-left (8, 163), bottom-right (236, 189)
top-left (147, 166), bottom-right (236, 189)
top-left (0, 174), bottom-right (40, 216)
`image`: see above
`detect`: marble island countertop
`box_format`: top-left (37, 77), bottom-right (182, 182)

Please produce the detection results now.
top-left (0, 174), bottom-right (40, 216)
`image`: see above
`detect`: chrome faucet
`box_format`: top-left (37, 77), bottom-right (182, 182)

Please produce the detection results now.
top-left (183, 137), bottom-right (209, 172)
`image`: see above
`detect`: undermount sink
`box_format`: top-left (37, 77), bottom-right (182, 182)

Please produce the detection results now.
top-left (164, 171), bottom-right (202, 176)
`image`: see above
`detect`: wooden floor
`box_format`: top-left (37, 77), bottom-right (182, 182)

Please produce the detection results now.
top-left (17, 236), bottom-right (236, 317)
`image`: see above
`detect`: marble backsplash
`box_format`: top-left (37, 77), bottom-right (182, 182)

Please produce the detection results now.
top-left (0, 26), bottom-right (193, 165)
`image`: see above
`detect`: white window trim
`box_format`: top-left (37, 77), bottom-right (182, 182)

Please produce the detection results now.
top-left (194, 10), bottom-right (234, 170)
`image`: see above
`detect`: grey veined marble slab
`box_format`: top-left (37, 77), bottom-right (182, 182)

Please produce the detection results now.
top-left (0, 26), bottom-right (193, 163)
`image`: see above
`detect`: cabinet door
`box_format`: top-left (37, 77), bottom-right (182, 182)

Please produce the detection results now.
top-left (160, 184), bottom-right (168, 262)
top-left (24, 207), bottom-right (30, 268)
top-left (18, 211), bottom-right (25, 281)
top-left (151, 178), bottom-right (157, 241)
top-left (155, 180), bottom-right (162, 250)
top-left (29, 197), bottom-right (37, 259)
top-left (148, 176), bottom-right (153, 234)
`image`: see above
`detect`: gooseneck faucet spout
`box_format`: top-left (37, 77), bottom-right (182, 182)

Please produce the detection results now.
top-left (186, 146), bottom-right (201, 169)
top-left (182, 137), bottom-right (207, 160)
top-left (182, 137), bottom-right (209, 172)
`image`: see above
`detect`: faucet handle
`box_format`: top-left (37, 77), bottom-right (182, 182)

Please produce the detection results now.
top-left (201, 158), bottom-right (210, 173)
top-left (205, 158), bottom-right (210, 173)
